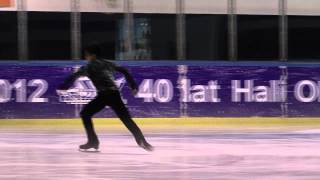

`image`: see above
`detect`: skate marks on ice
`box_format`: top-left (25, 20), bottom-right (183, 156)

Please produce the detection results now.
top-left (0, 131), bottom-right (320, 179)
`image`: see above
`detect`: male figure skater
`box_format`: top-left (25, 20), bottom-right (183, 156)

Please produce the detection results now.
top-left (58, 44), bottom-right (153, 151)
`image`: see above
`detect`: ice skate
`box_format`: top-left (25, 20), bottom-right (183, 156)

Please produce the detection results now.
top-left (138, 140), bottom-right (154, 152)
top-left (79, 141), bottom-right (100, 152)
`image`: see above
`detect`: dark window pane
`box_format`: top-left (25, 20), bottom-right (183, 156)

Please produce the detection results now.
top-left (28, 12), bottom-right (71, 60)
top-left (0, 11), bottom-right (17, 60)
top-left (186, 14), bottom-right (228, 60)
top-left (121, 14), bottom-right (176, 60)
top-left (288, 16), bottom-right (320, 61)
top-left (82, 13), bottom-right (119, 60)
top-left (238, 15), bottom-right (279, 60)
top-left (149, 14), bottom-right (176, 60)
top-left (117, 17), bottom-right (152, 60)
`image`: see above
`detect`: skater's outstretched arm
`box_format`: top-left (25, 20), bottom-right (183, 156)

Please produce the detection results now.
top-left (58, 66), bottom-right (87, 90)
top-left (114, 66), bottom-right (138, 92)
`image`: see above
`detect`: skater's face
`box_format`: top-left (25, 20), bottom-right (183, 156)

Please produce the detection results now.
top-left (84, 51), bottom-right (97, 61)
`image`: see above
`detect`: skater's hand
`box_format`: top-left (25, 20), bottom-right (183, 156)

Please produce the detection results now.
top-left (132, 88), bottom-right (138, 96)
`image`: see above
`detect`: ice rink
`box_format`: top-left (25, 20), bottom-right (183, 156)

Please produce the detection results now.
top-left (1, 128), bottom-right (320, 179)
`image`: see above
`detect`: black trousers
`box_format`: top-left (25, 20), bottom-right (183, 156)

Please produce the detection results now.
top-left (80, 90), bottom-right (146, 144)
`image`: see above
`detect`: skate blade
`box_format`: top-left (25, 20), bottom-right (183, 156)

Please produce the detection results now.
top-left (79, 148), bottom-right (100, 153)
top-left (139, 144), bottom-right (154, 152)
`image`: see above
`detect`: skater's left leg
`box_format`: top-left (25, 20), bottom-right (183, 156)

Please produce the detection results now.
top-left (80, 94), bottom-right (107, 149)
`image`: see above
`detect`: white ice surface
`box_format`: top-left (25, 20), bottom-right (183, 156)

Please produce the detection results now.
top-left (0, 131), bottom-right (320, 179)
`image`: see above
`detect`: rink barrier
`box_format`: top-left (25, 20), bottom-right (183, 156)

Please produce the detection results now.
top-left (0, 60), bottom-right (320, 118)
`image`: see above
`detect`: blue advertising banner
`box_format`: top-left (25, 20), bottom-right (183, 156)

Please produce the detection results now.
top-left (0, 61), bottom-right (319, 118)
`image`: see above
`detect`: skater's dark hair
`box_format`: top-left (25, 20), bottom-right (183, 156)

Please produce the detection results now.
top-left (84, 44), bottom-right (102, 57)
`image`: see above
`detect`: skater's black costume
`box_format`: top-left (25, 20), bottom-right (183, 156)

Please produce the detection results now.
top-left (59, 59), bottom-right (152, 151)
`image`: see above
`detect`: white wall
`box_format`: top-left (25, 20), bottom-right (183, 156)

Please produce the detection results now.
top-left (0, 0), bottom-right (320, 15)
top-left (28, 0), bottom-right (70, 12)
top-left (80, 0), bottom-right (124, 13)
top-left (237, 0), bottom-right (279, 15)
top-left (185, 0), bottom-right (227, 14)
top-left (288, 0), bottom-right (320, 16)
top-left (132, 0), bottom-right (176, 14)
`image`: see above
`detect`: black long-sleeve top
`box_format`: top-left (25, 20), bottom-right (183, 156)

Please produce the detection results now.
top-left (59, 59), bottom-right (137, 92)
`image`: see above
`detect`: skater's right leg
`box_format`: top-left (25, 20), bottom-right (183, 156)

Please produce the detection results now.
top-left (80, 94), bottom-right (107, 150)
top-left (109, 92), bottom-right (153, 151)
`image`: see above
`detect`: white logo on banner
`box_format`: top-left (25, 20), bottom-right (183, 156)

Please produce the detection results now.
top-left (58, 77), bottom-right (126, 104)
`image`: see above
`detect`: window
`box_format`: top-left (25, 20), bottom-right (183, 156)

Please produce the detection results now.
top-left (81, 13), bottom-right (120, 60)
top-left (117, 17), bottom-right (152, 60)
top-left (238, 15), bottom-right (279, 60)
top-left (123, 14), bottom-right (176, 60)
top-left (28, 12), bottom-right (71, 60)
top-left (288, 16), bottom-right (320, 60)
top-left (0, 11), bottom-right (17, 60)
top-left (186, 14), bottom-right (228, 60)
